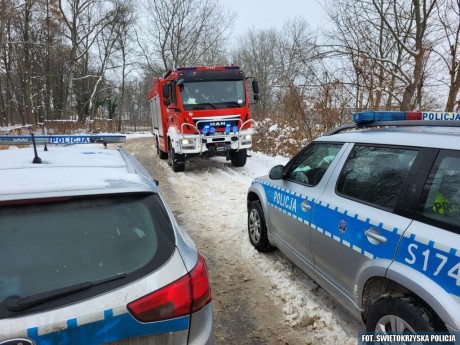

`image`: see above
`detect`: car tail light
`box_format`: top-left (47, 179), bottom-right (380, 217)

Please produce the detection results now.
top-left (127, 254), bottom-right (211, 322)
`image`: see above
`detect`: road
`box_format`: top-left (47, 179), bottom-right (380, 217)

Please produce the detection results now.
top-left (123, 136), bottom-right (362, 345)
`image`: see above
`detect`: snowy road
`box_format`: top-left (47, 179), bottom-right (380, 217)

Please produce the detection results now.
top-left (124, 136), bottom-right (363, 345)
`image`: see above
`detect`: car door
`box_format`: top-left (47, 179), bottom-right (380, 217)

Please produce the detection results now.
top-left (310, 144), bottom-right (422, 306)
top-left (266, 142), bottom-right (345, 269)
top-left (390, 150), bottom-right (460, 320)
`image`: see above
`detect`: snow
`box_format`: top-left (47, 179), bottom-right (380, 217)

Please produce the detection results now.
top-left (0, 136), bottom-right (151, 199)
top-left (0, 133), bottom-right (362, 342)
top-left (203, 155), bottom-right (361, 342)
top-left (124, 135), bottom-right (362, 344)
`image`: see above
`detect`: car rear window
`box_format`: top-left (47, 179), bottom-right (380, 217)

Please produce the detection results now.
top-left (0, 193), bottom-right (175, 315)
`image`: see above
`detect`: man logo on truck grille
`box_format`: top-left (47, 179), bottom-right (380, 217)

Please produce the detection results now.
top-left (209, 122), bottom-right (226, 126)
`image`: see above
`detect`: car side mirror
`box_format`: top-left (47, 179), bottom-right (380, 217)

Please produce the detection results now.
top-left (269, 165), bottom-right (284, 180)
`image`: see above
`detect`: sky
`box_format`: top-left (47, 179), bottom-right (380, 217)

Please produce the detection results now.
top-left (226, 0), bottom-right (327, 38)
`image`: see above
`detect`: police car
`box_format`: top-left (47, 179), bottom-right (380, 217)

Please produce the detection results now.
top-left (247, 111), bottom-right (460, 335)
top-left (0, 135), bottom-right (214, 345)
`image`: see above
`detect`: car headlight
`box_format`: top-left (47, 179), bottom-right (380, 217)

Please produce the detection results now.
top-left (244, 134), bottom-right (252, 141)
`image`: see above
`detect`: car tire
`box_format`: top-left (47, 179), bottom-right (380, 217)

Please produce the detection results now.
top-left (168, 141), bottom-right (185, 172)
top-left (230, 149), bottom-right (247, 167)
top-left (248, 201), bottom-right (274, 252)
top-left (156, 136), bottom-right (168, 159)
top-left (366, 296), bottom-right (436, 333)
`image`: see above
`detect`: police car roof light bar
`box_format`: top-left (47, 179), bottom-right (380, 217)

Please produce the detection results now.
top-left (353, 111), bottom-right (423, 123)
top-left (0, 134), bottom-right (126, 146)
top-left (353, 110), bottom-right (460, 123)
top-left (325, 110), bottom-right (460, 136)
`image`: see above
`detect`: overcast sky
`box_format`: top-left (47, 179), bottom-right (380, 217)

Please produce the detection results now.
top-left (226, 0), bottom-right (327, 38)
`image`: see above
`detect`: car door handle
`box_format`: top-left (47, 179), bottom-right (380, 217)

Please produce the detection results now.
top-left (365, 228), bottom-right (387, 244)
top-left (301, 200), bottom-right (311, 212)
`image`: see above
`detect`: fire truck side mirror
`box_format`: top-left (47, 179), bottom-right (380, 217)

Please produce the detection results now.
top-left (252, 80), bottom-right (260, 102)
top-left (162, 85), bottom-right (171, 105)
top-left (252, 80), bottom-right (259, 94)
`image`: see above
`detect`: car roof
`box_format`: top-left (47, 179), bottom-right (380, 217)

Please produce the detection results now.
top-left (0, 145), bottom-right (157, 202)
top-left (317, 125), bottom-right (460, 150)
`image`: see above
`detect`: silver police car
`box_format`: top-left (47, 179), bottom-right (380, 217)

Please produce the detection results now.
top-left (0, 134), bottom-right (214, 345)
top-left (247, 111), bottom-right (460, 336)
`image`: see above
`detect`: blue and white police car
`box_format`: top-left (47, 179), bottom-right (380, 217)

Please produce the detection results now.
top-left (0, 134), bottom-right (214, 345)
top-left (247, 111), bottom-right (460, 336)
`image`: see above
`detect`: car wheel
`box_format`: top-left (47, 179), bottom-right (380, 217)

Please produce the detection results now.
top-left (230, 149), bottom-right (247, 167)
top-left (168, 141), bottom-right (185, 172)
top-left (248, 201), bottom-right (274, 252)
top-left (366, 296), bottom-right (436, 333)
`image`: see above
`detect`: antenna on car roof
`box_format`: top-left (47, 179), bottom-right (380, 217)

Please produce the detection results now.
top-left (31, 133), bottom-right (42, 164)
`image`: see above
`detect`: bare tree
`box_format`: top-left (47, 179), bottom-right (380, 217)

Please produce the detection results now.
top-left (0, 0), bottom-right (26, 58)
top-left (232, 28), bottom-right (280, 117)
top-left (435, 0), bottom-right (460, 111)
top-left (139, 0), bottom-right (234, 72)
top-left (0, 0), bottom-right (29, 126)
top-left (85, 1), bottom-right (133, 119)
top-left (372, 0), bottom-right (439, 110)
top-left (326, 0), bottom-right (441, 111)
top-left (57, 0), bottom-right (120, 120)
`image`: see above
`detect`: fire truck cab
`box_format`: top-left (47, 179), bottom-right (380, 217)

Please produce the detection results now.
top-left (148, 66), bottom-right (259, 172)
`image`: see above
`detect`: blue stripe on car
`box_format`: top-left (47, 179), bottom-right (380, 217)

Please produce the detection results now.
top-left (253, 179), bottom-right (460, 298)
top-left (27, 310), bottom-right (189, 345)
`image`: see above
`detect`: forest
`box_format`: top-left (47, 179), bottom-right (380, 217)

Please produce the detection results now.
top-left (1, 0), bottom-right (459, 145)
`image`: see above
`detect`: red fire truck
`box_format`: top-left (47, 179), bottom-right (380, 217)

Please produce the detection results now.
top-left (148, 66), bottom-right (259, 172)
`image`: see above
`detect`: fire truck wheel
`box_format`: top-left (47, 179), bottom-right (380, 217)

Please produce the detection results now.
top-left (156, 136), bottom-right (168, 159)
top-left (230, 149), bottom-right (247, 167)
top-left (168, 141), bottom-right (185, 172)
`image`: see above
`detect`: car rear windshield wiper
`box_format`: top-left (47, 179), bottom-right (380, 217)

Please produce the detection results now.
top-left (3, 272), bottom-right (127, 312)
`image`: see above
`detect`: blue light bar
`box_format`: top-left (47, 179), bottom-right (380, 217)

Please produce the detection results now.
top-left (353, 111), bottom-right (422, 124)
top-left (0, 134), bottom-right (126, 146)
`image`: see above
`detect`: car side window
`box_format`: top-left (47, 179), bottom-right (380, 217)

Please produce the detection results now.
top-left (416, 151), bottom-right (460, 233)
top-left (285, 143), bottom-right (342, 186)
top-left (337, 145), bottom-right (418, 210)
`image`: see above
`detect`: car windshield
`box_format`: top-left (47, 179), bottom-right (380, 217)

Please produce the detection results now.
top-left (0, 193), bottom-right (175, 306)
top-left (180, 80), bottom-right (246, 110)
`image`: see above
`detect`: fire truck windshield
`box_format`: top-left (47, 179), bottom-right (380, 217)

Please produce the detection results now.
top-left (180, 80), bottom-right (246, 110)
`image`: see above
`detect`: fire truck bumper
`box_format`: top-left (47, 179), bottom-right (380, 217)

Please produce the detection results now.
top-left (178, 130), bottom-right (252, 155)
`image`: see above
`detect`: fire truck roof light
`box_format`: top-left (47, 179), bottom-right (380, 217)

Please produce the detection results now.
top-left (0, 134), bottom-right (126, 146)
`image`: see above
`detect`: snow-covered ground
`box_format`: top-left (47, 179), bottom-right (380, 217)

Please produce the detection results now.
top-left (124, 135), bottom-right (363, 344)
top-left (0, 131), bottom-right (362, 343)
